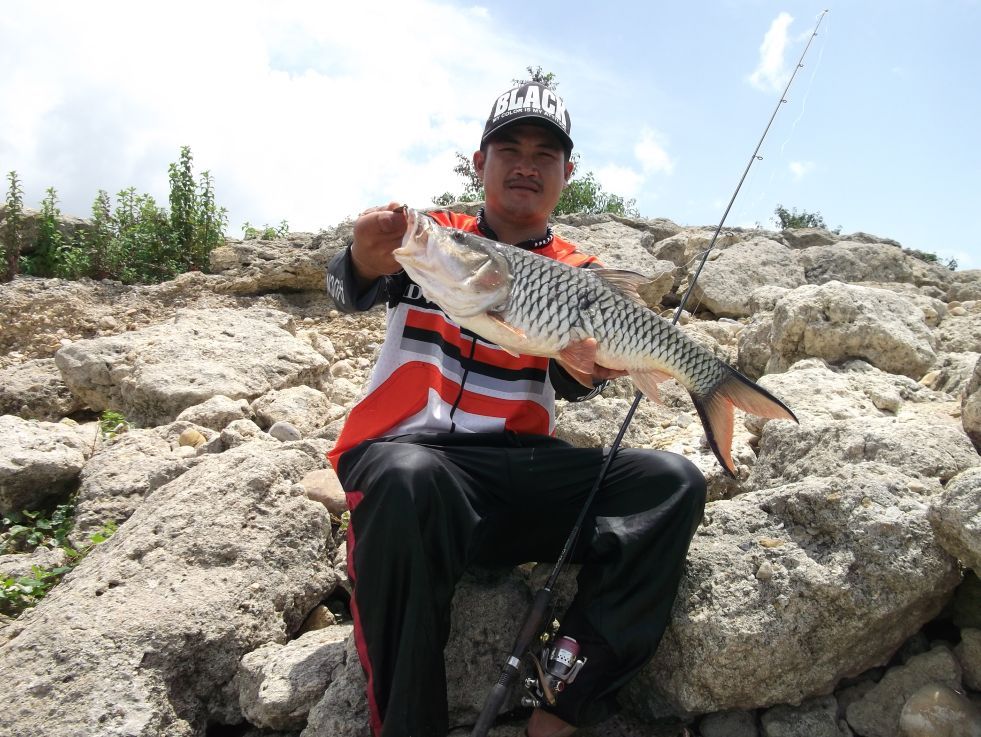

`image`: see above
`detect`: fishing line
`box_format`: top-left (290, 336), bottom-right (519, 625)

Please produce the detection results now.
top-left (469, 11), bottom-right (829, 736)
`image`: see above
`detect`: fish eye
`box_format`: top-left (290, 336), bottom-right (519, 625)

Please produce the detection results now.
top-left (451, 231), bottom-right (467, 243)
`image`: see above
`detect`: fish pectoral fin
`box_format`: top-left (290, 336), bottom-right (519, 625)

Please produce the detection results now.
top-left (629, 369), bottom-right (673, 404)
top-left (589, 268), bottom-right (651, 307)
top-left (558, 338), bottom-right (599, 375)
top-left (485, 313), bottom-right (526, 356)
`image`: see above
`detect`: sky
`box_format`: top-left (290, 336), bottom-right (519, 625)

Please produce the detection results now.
top-left (1, 1), bottom-right (979, 270)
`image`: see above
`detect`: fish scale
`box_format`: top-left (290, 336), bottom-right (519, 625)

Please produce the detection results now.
top-left (393, 208), bottom-right (797, 475)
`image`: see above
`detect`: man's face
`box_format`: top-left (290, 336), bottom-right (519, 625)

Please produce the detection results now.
top-left (474, 124), bottom-right (573, 223)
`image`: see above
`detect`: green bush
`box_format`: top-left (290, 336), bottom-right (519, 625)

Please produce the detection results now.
top-left (242, 219), bottom-right (289, 240)
top-left (773, 204), bottom-right (840, 233)
top-left (8, 146), bottom-right (228, 284)
top-left (2, 171), bottom-right (24, 282)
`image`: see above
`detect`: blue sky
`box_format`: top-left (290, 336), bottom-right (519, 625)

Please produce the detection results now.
top-left (2, 1), bottom-right (979, 269)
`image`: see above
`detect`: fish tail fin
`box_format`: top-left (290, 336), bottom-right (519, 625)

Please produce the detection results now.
top-left (692, 366), bottom-right (798, 477)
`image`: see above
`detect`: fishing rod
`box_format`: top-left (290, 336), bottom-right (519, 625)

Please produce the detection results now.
top-left (469, 10), bottom-right (829, 736)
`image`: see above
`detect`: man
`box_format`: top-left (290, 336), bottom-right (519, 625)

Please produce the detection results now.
top-left (325, 81), bottom-right (706, 737)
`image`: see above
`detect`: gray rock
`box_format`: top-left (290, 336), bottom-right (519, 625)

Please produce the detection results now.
top-left (301, 635), bottom-right (371, 737)
top-left (175, 394), bottom-right (253, 431)
top-left (767, 282), bottom-right (937, 379)
top-left (551, 217), bottom-right (664, 275)
top-left (253, 386), bottom-right (334, 436)
top-left (947, 270), bottom-right (981, 302)
top-left (0, 415), bottom-right (90, 514)
top-left (780, 228), bottom-right (839, 249)
top-left (928, 467), bottom-right (981, 573)
top-left (270, 422), bottom-right (303, 442)
top-left (687, 238), bottom-right (806, 318)
top-left (737, 312), bottom-right (775, 380)
top-left (648, 229), bottom-right (741, 267)
top-left (963, 355), bottom-right (981, 452)
top-left (68, 424), bottom-right (205, 547)
top-left (54, 307), bottom-right (329, 426)
top-left (846, 647), bottom-right (963, 737)
top-left (208, 235), bottom-right (333, 294)
top-left (920, 351), bottom-right (980, 396)
top-left (0, 358), bottom-right (84, 420)
top-left (0, 546), bottom-right (70, 578)
top-left (937, 303), bottom-right (981, 354)
top-left (751, 415), bottom-right (978, 488)
top-left (0, 440), bottom-right (336, 737)
top-left (300, 469), bottom-right (348, 516)
top-left (761, 695), bottom-right (849, 737)
top-left (798, 241), bottom-right (923, 287)
top-left (699, 709), bottom-right (759, 737)
top-left (239, 625), bottom-right (352, 730)
top-left (624, 467), bottom-right (960, 715)
top-left (223, 418), bottom-right (278, 449)
top-left (899, 682), bottom-right (981, 737)
top-left (955, 629), bottom-right (981, 692)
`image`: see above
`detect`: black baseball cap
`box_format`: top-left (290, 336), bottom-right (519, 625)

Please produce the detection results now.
top-left (481, 82), bottom-right (573, 154)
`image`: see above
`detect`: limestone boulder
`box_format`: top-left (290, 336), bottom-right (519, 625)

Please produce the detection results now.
top-left (54, 308), bottom-right (329, 426)
top-left (0, 358), bottom-right (84, 420)
top-left (686, 237), bottom-right (805, 318)
top-left (767, 282), bottom-right (937, 379)
top-left (937, 301), bottom-right (981, 353)
top-left (947, 269), bottom-right (981, 302)
top-left (175, 394), bottom-right (254, 431)
top-left (928, 467), bottom-right (981, 573)
top-left (0, 440), bottom-right (336, 737)
top-left (251, 386), bottom-right (336, 437)
top-left (624, 467), bottom-right (961, 716)
top-left (797, 241), bottom-right (927, 287)
top-left (208, 233), bottom-right (333, 294)
top-left (845, 647), bottom-right (963, 737)
top-left (0, 415), bottom-right (90, 514)
top-left (780, 228), bottom-right (839, 249)
top-left (751, 415), bottom-right (978, 488)
top-left (964, 355), bottom-right (981, 451)
top-left (239, 625), bottom-right (352, 731)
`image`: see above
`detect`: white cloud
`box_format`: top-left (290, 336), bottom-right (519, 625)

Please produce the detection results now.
top-left (789, 161), bottom-right (815, 180)
top-left (0, 0), bottom-right (544, 233)
top-left (594, 164), bottom-right (644, 198)
top-left (635, 129), bottom-right (674, 174)
top-left (748, 12), bottom-right (794, 93)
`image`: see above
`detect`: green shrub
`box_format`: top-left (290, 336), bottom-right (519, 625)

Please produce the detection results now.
top-left (2, 171), bottom-right (24, 282)
top-left (242, 219), bottom-right (289, 240)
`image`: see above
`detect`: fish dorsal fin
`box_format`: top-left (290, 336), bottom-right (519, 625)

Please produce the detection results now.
top-left (589, 268), bottom-right (650, 307)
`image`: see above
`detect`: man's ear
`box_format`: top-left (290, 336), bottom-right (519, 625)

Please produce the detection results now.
top-left (473, 150), bottom-right (486, 182)
top-left (565, 158), bottom-right (574, 183)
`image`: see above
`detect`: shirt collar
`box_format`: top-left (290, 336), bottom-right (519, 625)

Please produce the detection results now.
top-left (476, 207), bottom-right (554, 250)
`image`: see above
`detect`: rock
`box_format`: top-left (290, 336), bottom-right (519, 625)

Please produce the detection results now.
top-left (767, 282), bottom-right (937, 379)
top-left (760, 695), bottom-right (849, 737)
top-left (300, 469), bottom-right (348, 516)
top-left (0, 358), bottom-right (84, 420)
top-left (846, 647), bottom-right (963, 737)
top-left (751, 415), bottom-right (978, 487)
top-left (797, 241), bottom-right (923, 286)
top-left (623, 467), bottom-right (960, 716)
top-left (54, 308), bottom-right (329, 426)
top-left (223, 419), bottom-right (278, 449)
top-left (0, 415), bottom-right (89, 514)
top-left (551, 216), bottom-right (660, 273)
top-left (928, 467), bottom-right (981, 573)
top-left (899, 682), bottom-right (981, 736)
top-left (736, 313), bottom-right (775, 380)
top-left (780, 228), bottom-right (839, 249)
top-left (919, 351), bottom-right (980, 396)
top-left (956, 629), bottom-right (981, 692)
top-left (937, 303), bottom-right (981, 353)
top-left (964, 355), bottom-right (981, 451)
top-left (69, 422), bottom-right (224, 546)
top-left (648, 229), bottom-right (741, 267)
top-left (252, 386), bottom-right (334, 436)
top-left (0, 546), bottom-right (70, 578)
top-left (947, 270), bottom-right (981, 302)
top-left (298, 605), bottom-right (337, 635)
top-left (687, 237), bottom-right (805, 318)
top-left (238, 625), bottom-right (352, 731)
top-left (270, 422), bottom-right (303, 442)
top-left (0, 440), bottom-right (336, 737)
top-left (952, 572), bottom-right (981, 630)
top-left (207, 236), bottom-right (333, 294)
top-left (178, 428), bottom-right (207, 448)
top-left (175, 394), bottom-right (253, 431)
top-left (698, 710), bottom-right (759, 737)
top-left (301, 634), bottom-right (371, 737)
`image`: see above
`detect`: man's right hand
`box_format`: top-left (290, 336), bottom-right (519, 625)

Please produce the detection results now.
top-left (350, 202), bottom-right (408, 287)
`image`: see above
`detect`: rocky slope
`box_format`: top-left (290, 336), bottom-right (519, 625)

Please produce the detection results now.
top-left (0, 207), bottom-right (979, 737)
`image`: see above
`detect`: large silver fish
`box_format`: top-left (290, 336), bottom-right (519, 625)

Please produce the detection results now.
top-left (393, 208), bottom-right (797, 475)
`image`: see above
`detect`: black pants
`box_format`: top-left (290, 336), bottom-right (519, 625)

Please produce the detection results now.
top-left (337, 431), bottom-right (706, 737)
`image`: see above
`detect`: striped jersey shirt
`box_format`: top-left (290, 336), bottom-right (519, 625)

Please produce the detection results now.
top-left (325, 209), bottom-right (601, 469)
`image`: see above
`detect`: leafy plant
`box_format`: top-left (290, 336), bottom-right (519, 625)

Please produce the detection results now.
top-left (0, 499), bottom-right (119, 616)
top-left (773, 204), bottom-right (841, 234)
top-left (906, 248), bottom-right (957, 271)
top-left (2, 170), bottom-right (24, 281)
top-left (242, 219), bottom-right (289, 240)
top-left (98, 409), bottom-right (130, 440)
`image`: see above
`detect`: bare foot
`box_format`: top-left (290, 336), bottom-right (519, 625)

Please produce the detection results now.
top-left (525, 707), bottom-right (577, 737)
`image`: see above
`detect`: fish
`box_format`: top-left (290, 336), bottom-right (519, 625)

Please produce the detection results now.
top-left (392, 208), bottom-right (798, 475)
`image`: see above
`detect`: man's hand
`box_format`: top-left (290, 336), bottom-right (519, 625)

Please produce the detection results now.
top-left (350, 202), bottom-right (408, 288)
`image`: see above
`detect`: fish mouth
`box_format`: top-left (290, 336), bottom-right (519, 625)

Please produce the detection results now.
top-left (393, 207), bottom-right (427, 259)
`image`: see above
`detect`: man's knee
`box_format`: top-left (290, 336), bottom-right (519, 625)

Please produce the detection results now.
top-left (348, 441), bottom-right (447, 513)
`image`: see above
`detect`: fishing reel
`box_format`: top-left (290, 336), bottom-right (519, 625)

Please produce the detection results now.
top-left (521, 633), bottom-right (587, 709)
